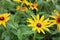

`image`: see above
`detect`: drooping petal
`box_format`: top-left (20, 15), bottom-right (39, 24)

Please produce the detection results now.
top-left (27, 18), bottom-right (34, 23)
top-left (43, 27), bottom-right (50, 32)
top-left (37, 29), bottom-right (40, 33)
top-left (57, 24), bottom-right (60, 30)
top-left (40, 28), bottom-right (45, 34)
top-left (2, 23), bottom-right (6, 27)
top-left (50, 16), bottom-right (56, 19)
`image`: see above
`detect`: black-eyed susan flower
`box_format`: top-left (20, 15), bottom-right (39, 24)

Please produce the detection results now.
top-left (21, 6), bottom-right (28, 11)
top-left (29, 3), bottom-right (38, 11)
top-left (0, 13), bottom-right (10, 27)
top-left (27, 14), bottom-right (52, 34)
top-left (50, 10), bottom-right (60, 30)
top-left (16, 5), bottom-right (28, 11)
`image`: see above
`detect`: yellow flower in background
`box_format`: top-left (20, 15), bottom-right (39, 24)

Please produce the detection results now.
top-left (0, 13), bottom-right (10, 27)
top-left (16, 6), bottom-right (28, 11)
top-left (29, 3), bottom-right (38, 11)
top-left (21, 6), bottom-right (28, 11)
top-left (50, 10), bottom-right (60, 30)
top-left (27, 14), bottom-right (52, 34)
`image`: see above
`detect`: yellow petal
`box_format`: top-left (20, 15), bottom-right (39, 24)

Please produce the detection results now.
top-left (43, 27), bottom-right (50, 32)
top-left (36, 14), bottom-right (39, 20)
top-left (46, 22), bottom-right (56, 27)
top-left (35, 8), bottom-right (38, 11)
top-left (50, 16), bottom-right (56, 19)
top-left (57, 24), bottom-right (60, 30)
top-left (40, 28), bottom-right (45, 34)
top-left (40, 16), bottom-right (44, 22)
top-left (16, 6), bottom-right (20, 10)
top-left (31, 15), bottom-right (36, 21)
top-left (37, 29), bottom-right (40, 33)
top-left (2, 23), bottom-right (6, 27)
top-left (28, 24), bottom-right (35, 27)
top-left (3, 13), bottom-right (10, 17)
top-left (42, 18), bottom-right (49, 25)
top-left (27, 18), bottom-right (34, 23)
top-left (54, 10), bottom-right (59, 16)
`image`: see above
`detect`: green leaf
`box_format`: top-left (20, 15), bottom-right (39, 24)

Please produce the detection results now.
top-left (52, 37), bottom-right (60, 40)
top-left (56, 5), bottom-right (60, 11)
top-left (4, 36), bottom-right (10, 40)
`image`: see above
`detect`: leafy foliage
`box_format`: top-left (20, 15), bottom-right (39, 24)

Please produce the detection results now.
top-left (0, 0), bottom-right (60, 40)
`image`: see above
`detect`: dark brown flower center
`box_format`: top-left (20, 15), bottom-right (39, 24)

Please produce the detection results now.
top-left (32, 5), bottom-right (34, 7)
top-left (21, 0), bottom-right (23, 1)
top-left (0, 16), bottom-right (4, 20)
top-left (37, 23), bottom-right (41, 27)
top-left (22, 6), bottom-right (26, 10)
top-left (56, 16), bottom-right (60, 23)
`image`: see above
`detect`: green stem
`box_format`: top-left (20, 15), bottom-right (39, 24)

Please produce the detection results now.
top-left (19, 34), bottom-right (22, 40)
top-left (33, 32), bottom-right (36, 40)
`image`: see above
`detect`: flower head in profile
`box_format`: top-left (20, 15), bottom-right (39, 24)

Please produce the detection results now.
top-left (29, 3), bottom-right (38, 11)
top-left (27, 14), bottom-right (52, 34)
top-left (16, 5), bottom-right (28, 11)
top-left (50, 10), bottom-right (60, 30)
top-left (21, 6), bottom-right (28, 11)
top-left (0, 13), bottom-right (10, 27)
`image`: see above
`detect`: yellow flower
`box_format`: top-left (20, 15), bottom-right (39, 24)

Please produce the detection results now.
top-left (0, 13), bottom-right (10, 27)
top-left (27, 14), bottom-right (52, 34)
top-left (50, 10), bottom-right (60, 30)
top-left (29, 3), bottom-right (38, 11)
top-left (16, 6), bottom-right (28, 11)
top-left (21, 6), bottom-right (28, 11)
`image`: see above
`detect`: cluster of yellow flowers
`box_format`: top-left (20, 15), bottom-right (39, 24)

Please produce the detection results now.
top-left (14, 0), bottom-right (38, 11)
top-left (27, 10), bottom-right (60, 34)
top-left (0, 0), bottom-right (60, 35)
